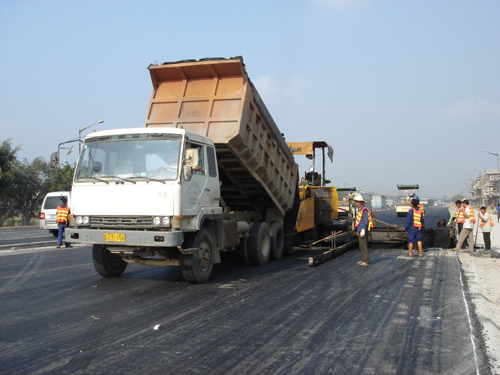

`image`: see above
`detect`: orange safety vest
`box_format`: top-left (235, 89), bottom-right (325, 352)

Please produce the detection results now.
top-left (479, 214), bottom-right (495, 227)
top-left (467, 206), bottom-right (475, 223)
top-left (413, 208), bottom-right (423, 229)
top-left (355, 206), bottom-right (373, 231)
top-left (456, 208), bottom-right (465, 223)
top-left (56, 206), bottom-right (70, 224)
top-left (418, 204), bottom-right (425, 219)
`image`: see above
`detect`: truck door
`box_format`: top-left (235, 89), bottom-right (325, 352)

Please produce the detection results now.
top-left (182, 144), bottom-right (219, 216)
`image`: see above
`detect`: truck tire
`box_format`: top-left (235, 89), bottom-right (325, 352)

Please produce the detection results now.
top-left (181, 228), bottom-right (214, 284)
top-left (284, 237), bottom-right (294, 255)
top-left (269, 221), bottom-right (284, 261)
top-left (248, 222), bottom-right (271, 266)
top-left (92, 245), bottom-right (127, 278)
top-left (50, 230), bottom-right (58, 237)
top-left (235, 236), bottom-right (250, 265)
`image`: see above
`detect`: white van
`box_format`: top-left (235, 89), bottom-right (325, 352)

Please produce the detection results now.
top-left (39, 191), bottom-right (71, 237)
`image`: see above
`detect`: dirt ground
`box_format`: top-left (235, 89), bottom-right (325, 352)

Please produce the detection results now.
top-left (457, 215), bottom-right (500, 374)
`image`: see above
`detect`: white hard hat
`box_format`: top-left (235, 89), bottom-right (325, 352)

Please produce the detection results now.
top-left (353, 194), bottom-right (366, 202)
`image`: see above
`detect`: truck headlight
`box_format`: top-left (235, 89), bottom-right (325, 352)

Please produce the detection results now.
top-left (76, 216), bottom-right (90, 226)
top-left (152, 216), bottom-right (171, 227)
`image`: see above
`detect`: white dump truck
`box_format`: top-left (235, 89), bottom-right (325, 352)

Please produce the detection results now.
top-left (65, 58), bottom-right (300, 283)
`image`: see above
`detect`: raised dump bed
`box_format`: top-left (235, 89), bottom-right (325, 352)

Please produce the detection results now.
top-left (145, 58), bottom-right (298, 217)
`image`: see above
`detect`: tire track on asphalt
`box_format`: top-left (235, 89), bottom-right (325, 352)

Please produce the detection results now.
top-left (0, 251), bottom-right (45, 294)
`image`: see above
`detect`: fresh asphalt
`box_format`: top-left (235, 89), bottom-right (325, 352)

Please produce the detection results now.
top-left (0, 227), bottom-right (56, 248)
top-left (0, 206), bottom-right (491, 375)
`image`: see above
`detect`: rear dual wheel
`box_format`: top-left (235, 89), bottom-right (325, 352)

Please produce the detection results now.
top-left (269, 221), bottom-right (284, 261)
top-left (248, 222), bottom-right (271, 266)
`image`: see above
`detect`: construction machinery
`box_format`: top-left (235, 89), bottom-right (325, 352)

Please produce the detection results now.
top-left (396, 184), bottom-right (419, 217)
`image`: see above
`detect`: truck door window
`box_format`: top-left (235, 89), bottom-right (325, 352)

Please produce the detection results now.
top-left (184, 143), bottom-right (205, 180)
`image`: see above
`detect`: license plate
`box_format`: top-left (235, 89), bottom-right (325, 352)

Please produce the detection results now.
top-left (50, 215), bottom-right (57, 219)
top-left (103, 233), bottom-right (126, 242)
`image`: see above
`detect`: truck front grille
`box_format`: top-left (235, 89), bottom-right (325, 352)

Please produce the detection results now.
top-left (90, 216), bottom-right (153, 229)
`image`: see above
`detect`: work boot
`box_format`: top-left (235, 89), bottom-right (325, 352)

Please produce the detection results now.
top-left (56, 245), bottom-right (61, 249)
top-left (358, 261), bottom-right (369, 266)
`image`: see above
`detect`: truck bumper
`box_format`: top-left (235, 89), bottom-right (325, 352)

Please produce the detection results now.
top-left (66, 228), bottom-right (183, 247)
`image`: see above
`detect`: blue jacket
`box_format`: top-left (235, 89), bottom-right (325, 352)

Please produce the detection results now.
top-left (405, 208), bottom-right (419, 232)
top-left (356, 205), bottom-right (369, 232)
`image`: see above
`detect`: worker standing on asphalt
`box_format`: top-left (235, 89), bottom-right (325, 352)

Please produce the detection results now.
top-left (452, 199), bottom-right (475, 253)
top-left (56, 196), bottom-right (72, 249)
top-left (354, 194), bottom-right (373, 267)
top-left (478, 206), bottom-right (494, 250)
top-left (497, 203), bottom-right (500, 223)
top-left (414, 195), bottom-right (427, 249)
top-left (405, 199), bottom-right (423, 257)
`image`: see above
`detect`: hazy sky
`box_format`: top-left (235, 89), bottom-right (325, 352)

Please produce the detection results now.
top-left (1, 0), bottom-right (499, 199)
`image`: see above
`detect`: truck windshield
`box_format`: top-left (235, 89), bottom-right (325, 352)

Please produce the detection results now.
top-left (75, 134), bottom-right (181, 181)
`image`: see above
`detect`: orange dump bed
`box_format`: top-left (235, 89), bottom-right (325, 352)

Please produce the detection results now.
top-left (144, 58), bottom-right (298, 216)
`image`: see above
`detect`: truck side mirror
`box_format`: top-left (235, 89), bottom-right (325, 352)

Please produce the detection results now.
top-left (50, 151), bottom-right (59, 169)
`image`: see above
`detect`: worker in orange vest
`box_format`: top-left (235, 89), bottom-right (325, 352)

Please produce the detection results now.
top-left (405, 199), bottom-right (424, 257)
top-left (56, 196), bottom-right (72, 249)
top-left (354, 194), bottom-right (373, 266)
top-left (452, 199), bottom-right (475, 253)
top-left (478, 206), bottom-right (494, 250)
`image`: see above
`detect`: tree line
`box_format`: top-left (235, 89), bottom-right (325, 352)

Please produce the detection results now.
top-left (0, 138), bottom-right (75, 226)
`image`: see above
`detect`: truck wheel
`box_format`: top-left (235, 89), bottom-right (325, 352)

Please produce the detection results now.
top-left (284, 237), bottom-right (294, 255)
top-left (248, 222), bottom-right (271, 266)
top-left (181, 228), bottom-right (214, 284)
top-left (269, 221), bottom-right (284, 261)
top-left (50, 230), bottom-right (58, 237)
top-left (92, 245), bottom-right (127, 278)
top-left (235, 236), bottom-right (250, 265)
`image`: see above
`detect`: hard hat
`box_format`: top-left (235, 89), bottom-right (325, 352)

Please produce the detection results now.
top-left (353, 194), bottom-right (366, 202)
top-left (413, 195), bottom-right (419, 200)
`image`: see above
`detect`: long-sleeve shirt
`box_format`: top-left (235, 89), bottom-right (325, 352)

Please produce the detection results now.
top-left (479, 212), bottom-right (491, 233)
top-left (405, 209), bottom-right (415, 232)
top-left (462, 206), bottom-right (474, 229)
top-left (356, 205), bottom-right (369, 232)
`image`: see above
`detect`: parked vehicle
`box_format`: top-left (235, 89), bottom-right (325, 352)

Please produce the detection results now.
top-left (39, 191), bottom-right (71, 237)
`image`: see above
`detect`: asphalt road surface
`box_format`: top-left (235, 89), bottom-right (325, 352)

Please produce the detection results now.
top-left (0, 227), bottom-right (56, 247)
top-left (0, 240), bottom-right (490, 375)
top-left (374, 206), bottom-right (451, 228)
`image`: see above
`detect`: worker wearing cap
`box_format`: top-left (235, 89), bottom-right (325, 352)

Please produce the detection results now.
top-left (354, 194), bottom-right (373, 266)
top-left (452, 199), bottom-right (475, 253)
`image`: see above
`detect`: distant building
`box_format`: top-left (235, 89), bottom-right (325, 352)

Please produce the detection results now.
top-left (483, 170), bottom-right (499, 207)
top-left (372, 195), bottom-right (386, 209)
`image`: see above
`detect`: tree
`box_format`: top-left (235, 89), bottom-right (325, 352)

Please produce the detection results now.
top-left (0, 139), bottom-right (21, 225)
top-left (47, 162), bottom-right (75, 192)
top-left (11, 157), bottom-right (53, 226)
top-left (451, 194), bottom-right (464, 203)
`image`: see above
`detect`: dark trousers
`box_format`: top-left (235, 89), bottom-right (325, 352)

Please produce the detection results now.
top-left (57, 223), bottom-right (70, 247)
top-left (483, 232), bottom-right (491, 250)
top-left (457, 223), bottom-right (466, 248)
top-left (359, 235), bottom-right (370, 263)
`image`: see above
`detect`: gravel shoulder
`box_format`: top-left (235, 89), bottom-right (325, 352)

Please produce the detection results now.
top-left (457, 213), bottom-right (500, 374)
